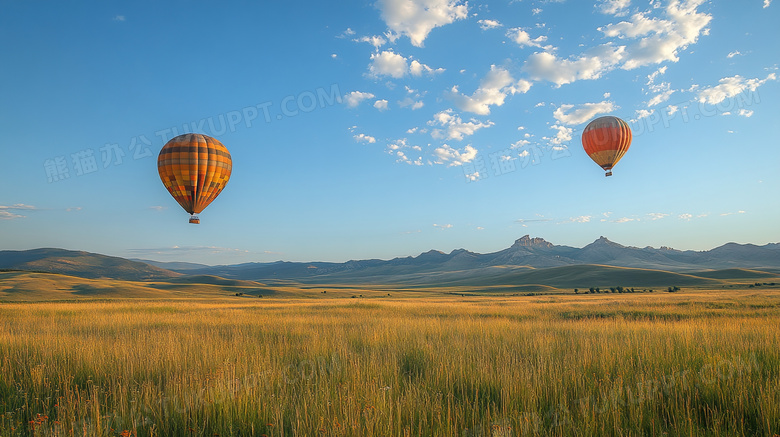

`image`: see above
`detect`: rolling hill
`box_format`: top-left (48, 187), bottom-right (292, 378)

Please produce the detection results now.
top-left (0, 248), bottom-right (180, 281)
top-left (2, 236), bottom-right (779, 296)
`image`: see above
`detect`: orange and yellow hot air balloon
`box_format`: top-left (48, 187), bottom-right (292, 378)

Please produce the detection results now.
top-left (157, 133), bottom-right (232, 224)
top-left (581, 116), bottom-right (632, 177)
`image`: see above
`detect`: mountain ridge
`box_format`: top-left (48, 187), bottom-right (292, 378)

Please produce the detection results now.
top-left (3, 236), bottom-right (780, 285)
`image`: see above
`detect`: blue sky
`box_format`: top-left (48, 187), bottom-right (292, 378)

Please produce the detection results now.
top-left (1, 0), bottom-right (778, 264)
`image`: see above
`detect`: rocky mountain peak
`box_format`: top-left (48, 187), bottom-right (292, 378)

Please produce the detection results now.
top-left (512, 235), bottom-right (553, 248)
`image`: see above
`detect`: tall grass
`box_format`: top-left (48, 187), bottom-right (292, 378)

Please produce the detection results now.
top-left (0, 290), bottom-right (778, 436)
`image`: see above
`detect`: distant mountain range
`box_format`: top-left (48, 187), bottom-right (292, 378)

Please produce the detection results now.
top-left (2, 236), bottom-right (779, 287)
top-left (145, 235), bottom-right (780, 284)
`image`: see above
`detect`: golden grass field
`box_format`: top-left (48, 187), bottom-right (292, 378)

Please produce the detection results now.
top-left (0, 287), bottom-right (779, 436)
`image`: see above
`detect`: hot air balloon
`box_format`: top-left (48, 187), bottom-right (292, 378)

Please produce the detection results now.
top-left (157, 133), bottom-right (232, 224)
top-left (581, 116), bottom-right (632, 177)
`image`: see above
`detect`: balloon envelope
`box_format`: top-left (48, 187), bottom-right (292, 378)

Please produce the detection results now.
top-left (157, 133), bottom-right (232, 223)
top-left (581, 116), bottom-right (632, 176)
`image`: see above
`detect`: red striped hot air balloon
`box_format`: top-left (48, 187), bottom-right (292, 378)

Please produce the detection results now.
top-left (157, 133), bottom-right (232, 224)
top-left (581, 116), bottom-right (632, 177)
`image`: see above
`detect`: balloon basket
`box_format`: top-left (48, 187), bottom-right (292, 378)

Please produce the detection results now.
top-left (189, 215), bottom-right (200, 224)
top-left (605, 170), bottom-right (613, 177)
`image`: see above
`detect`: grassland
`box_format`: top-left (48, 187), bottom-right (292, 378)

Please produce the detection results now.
top-left (0, 287), bottom-right (779, 436)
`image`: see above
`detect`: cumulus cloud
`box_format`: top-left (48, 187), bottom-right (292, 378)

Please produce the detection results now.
top-left (410, 59), bottom-right (445, 76)
top-left (396, 150), bottom-right (423, 165)
top-left (647, 86), bottom-right (675, 106)
top-left (449, 65), bottom-right (532, 115)
top-left (696, 73), bottom-right (776, 105)
top-left (355, 35), bottom-right (388, 49)
top-left (343, 91), bottom-right (376, 108)
top-left (764, 0), bottom-right (772, 8)
top-left (354, 133), bottom-right (377, 143)
top-left (376, 0), bottom-right (468, 47)
top-left (478, 19), bottom-right (502, 30)
top-left (374, 99), bottom-right (389, 111)
top-left (597, 0), bottom-right (631, 16)
top-left (523, 44), bottom-right (625, 86)
top-left (433, 144), bottom-right (478, 166)
top-left (553, 101), bottom-right (616, 125)
top-left (368, 50), bottom-right (443, 78)
top-left (506, 28), bottom-right (551, 49)
top-left (429, 109), bottom-right (494, 140)
top-left (600, 0), bottom-right (712, 69)
top-left (634, 108), bottom-right (655, 120)
top-left (546, 124), bottom-right (573, 149)
top-left (369, 50), bottom-right (408, 78)
top-left (398, 97), bottom-right (425, 110)
top-left (433, 223), bottom-right (454, 229)
top-left (523, 1), bottom-right (711, 86)
top-left (738, 109), bottom-right (754, 117)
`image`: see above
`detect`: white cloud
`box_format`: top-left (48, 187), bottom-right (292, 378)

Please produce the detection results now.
top-left (764, 0), bottom-right (772, 8)
top-left (369, 50), bottom-right (443, 78)
top-left (464, 171), bottom-right (481, 181)
top-left (113, 15), bottom-right (126, 22)
top-left (506, 28), bottom-right (551, 49)
top-left (614, 217), bottom-right (637, 223)
top-left (396, 150), bottom-right (423, 165)
top-left (679, 213), bottom-right (693, 220)
top-left (0, 204), bottom-right (36, 220)
top-left (647, 66), bottom-right (667, 85)
top-left (634, 108), bottom-right (655, 120)
top-left (0, 211), bottom-right (24, 220)
top-left (355, 35), bottom-right (388, 50)
top-left (374, 99), bottom-right (389, 111)
top-left (433, 223), bottom-right (454, 229)
top-left (647, 213), bottom-right (669, 220)
top-left (339, 28), bottom-right (356, 38)
top-left (523, 44), bottom-right (625, 86)
top-left (600, 0), bottom-right (713, 69)
top-left (398, 97), bottom-right (425, 110)
top-left (546, 124), bottom-right (573, 148)
top-left (569, 216), bottom-right (592, 223)
top-left (696, 73), bottom-right (776, 105)
top-left (727, 50), bottom-right (742, 58)
top-left (433, 143), bottom-right (478, 166)
top-left (354, 133), bottom-right (377, 143)
top-left (553, 101), bottom-right (616, 125)
top-left (478, 19), bottom-right (502, 30)
top-left (511, 139), bottom-right (530, 149)
top-left (449, 65), bottom-right (532, 115)
top-left (410, 59), bottom-right (445, 76)
top-left (738, 109), bottom-right (754, 117)
top-left (369, 50), bottom-right (408, 78)
top-left (343, 91), bottom-right (376, 108)
top-left (376, 0), bottom-right (468, 47)
top-left (647, 86), bottom-right (675, 106)
top-left (598, 0), bottom-right (631, 16)
top-left (429, 109), bottom-right (494, 140)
